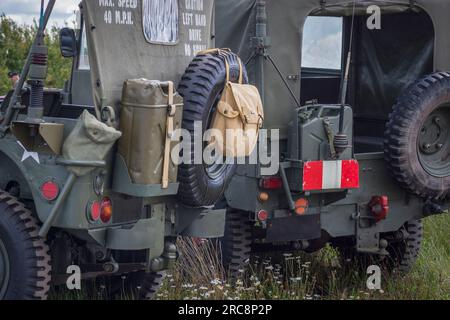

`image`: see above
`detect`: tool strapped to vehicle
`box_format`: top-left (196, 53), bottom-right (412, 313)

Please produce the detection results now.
top-left (323, 117), bottom-right (337, 159)
top-left (201, 49), bottom-right (264, 158)
top-left (162, 81), bottom-right (176, 188)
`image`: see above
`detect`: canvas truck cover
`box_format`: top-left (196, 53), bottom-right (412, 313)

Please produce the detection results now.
top-left (215, 0), bottom-right (450, 136)
top-left (81, 0), bottom-right (214, 113)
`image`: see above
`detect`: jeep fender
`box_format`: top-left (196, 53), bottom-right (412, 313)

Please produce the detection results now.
top-left (0, 139), bottom-right (69, 224)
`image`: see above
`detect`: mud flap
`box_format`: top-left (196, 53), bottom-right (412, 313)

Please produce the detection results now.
top-left (176, 207), bottom-right (226, 238)
top-left (266, 214), bottom-right (321, 242)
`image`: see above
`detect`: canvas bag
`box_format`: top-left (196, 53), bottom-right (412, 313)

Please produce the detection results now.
top-left (62, 110), bottom-right (122, 176)
top-left (209, 51), bottom-right (264, 157)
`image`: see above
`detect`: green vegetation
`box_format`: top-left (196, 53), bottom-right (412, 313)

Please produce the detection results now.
top-left (0, 14), bottom-right (71, 95)
top-left (157, 215), bottom-right (449, 300)
top-left (51, 214), bottom-right (449, 300)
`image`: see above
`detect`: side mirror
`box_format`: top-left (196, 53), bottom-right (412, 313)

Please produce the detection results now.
top-left (59, 28), bottom-right (77, 58)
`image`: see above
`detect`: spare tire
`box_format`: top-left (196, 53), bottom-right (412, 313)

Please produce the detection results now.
top-left (384, 72), bottom-right (450, 199)
top-left (177, 51), bottom-right (248, 207)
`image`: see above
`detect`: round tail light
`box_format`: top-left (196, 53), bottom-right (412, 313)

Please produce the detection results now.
top-left (40, 180), bottom-right (59, 201)
top-left (87, 200), bottom-right (101, 222)
top-left (257, 210), bottom-right (269, 222)
top-left (100, 197), bottom-right (113, 223)
top-left (295, 198), bottom-right (308, 215)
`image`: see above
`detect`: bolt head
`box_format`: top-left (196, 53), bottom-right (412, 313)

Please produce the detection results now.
top-left (379, 239), bottom-right (389, 249)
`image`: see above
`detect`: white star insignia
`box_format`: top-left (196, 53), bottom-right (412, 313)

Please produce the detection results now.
top-left (17, 141), bottom-right (40, 164)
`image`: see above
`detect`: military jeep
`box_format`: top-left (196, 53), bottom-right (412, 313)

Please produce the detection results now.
top-left (0, 0), bottom-right (242, 299)
top-left (215, 0), bottom-right (450, 274)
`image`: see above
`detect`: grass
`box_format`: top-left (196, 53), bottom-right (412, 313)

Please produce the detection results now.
top-left (51, 214), bottom-right (450, 300)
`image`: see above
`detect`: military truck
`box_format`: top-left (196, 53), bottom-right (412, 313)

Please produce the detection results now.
top-left (0, 0), bottom-right (249, 299)
top-left (215, 0), bottom-right (450, 274)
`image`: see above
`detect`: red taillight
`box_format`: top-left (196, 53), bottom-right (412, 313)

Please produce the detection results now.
top-left (260, 176), bottom-right (283, 189)
top-left (303, 160), bottom-right (359, 191)
top-left (369, 196), bottom-right (389, 222)
top-left (87, 198), bottom-right (112, 223)
top-left (40, 180), bottom-right (59, 201)
top-left (88, 201), bottom-right (101, 222)
top-left (257, 210), bottom-right (269, 221)
top-left (100, 197), bottom-right (113, 223)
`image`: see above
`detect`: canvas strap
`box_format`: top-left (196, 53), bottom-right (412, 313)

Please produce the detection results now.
top-left (198, 48), bottom-right (243, 84)
top-left (162, 81), bottom-right (175, 189)
top-left (223, 52), bottom-right (243, 84)
top-left (323, 117), bottom-right (336, 159)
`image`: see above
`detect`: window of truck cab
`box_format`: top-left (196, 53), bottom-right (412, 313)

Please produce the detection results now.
top-left (142, 0), bottom-right (179, 45)
top-left (301, 16), bottom-right (343, 72)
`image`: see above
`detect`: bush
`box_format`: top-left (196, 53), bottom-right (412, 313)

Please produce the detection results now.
top-left (0, 14), bottom-right (71, 95)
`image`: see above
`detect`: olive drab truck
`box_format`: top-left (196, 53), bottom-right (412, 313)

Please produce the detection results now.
top-left (0, 0), bottom-right (251, 299)
top-left (215, 0), bottom-right (450, 275)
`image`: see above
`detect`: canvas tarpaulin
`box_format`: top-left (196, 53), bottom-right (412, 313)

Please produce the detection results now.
top-left (215, 0), bottom-right (450, 135)
top-left (217, 0), bottom-right (307, 137)
top-left (82, 0), bottom-right (214, 115)
top-left (351, 12), bottom-right (434, 121)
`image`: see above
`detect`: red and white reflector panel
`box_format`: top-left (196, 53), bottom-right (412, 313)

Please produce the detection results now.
top-left (303, 160), bottom-right (359, 191)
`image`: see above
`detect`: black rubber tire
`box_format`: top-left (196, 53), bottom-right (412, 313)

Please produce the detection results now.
top-left (107, 271), bottom-right (166, 300)
top-left (339, 220), bottom-right (423, 274)
top-left (177, 51), bottom-right (248, 207)
top-left (0, 190), bottom-right (52, 300)
top-left (135, 271), bottom-right (166, 300)
top-left (385, 220), bottom-right (423, 274)
top-left (220, 209), bottom-right (252, 278)
top-left (384, 72), bottom-right (450, 199)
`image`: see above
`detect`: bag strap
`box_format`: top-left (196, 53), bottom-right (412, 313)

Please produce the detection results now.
top-left (225, 58), bottom-right (231, 83)
top-left (223, 53), bottom-right (243, 84)
top-left (237, 57), bottom-right (243, 84)
top-left (199, 48), bottom-right (231, 56)
top-left (198, 48), bottom-right (243, 84)
top-left (162, 81), bottom-right (175, 189)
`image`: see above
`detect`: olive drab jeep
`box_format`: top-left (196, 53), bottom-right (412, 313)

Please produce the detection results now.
top-left (215, 0), bottom-right (450, 275)
top-left (0, 0), bottom-right (249, 299)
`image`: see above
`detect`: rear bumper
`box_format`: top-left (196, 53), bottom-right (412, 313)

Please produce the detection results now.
top-left (87, 207), bottom-right (226, 252)
top-left (88, 218), bottom-right (164, 251)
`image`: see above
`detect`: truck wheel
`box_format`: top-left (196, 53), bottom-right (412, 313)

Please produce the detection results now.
top-left (385, 220), bottom-right (423, 273)
top-left (177, 51), bottom-right (248, 207)
top-left (108, 271), bottom-right (166, 300)
top-left (340, 220), bottom-right (423, 274)
top-left (220, 209), bottom-right (252, 278)
top-left (0, 191), bottom-right (52, 299)
top-left (384, 72), bottom-right (450, 199)
top-left (135, 271), bottom-right (166, 300)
